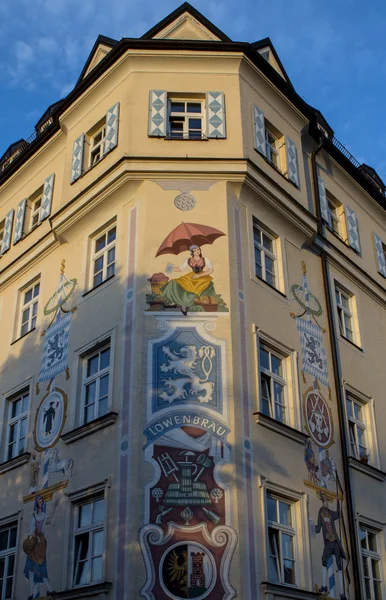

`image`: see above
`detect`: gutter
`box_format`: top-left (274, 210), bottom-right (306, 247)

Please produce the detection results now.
top-left (310, 137), bottom-right (363, 600)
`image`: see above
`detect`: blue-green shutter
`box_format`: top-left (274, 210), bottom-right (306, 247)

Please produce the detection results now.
top-left (373, 232), bottom-right (386, 277)
top-left (0, 209), bottom-right (14, 255)
top-left (206, 92), bottom-right (226, 139)
top-left (40, 173), bottom-right (55, 222)
top-left (148, 90), bottom-right (167, 137)
top-left (285, 136), bottom-right (300, 187)
top-left (13, 198), bottom-right (27, 244)
top-left (105, 102), bottom-right (120, 152)
top-left (318, 175), bottom-right (329, 222)
top-left (71, 134), bottom-right (85, 182)
top-left (345, 205), bottom-right (361, 253)
top-left (252, 104), bottom-right (266, 156)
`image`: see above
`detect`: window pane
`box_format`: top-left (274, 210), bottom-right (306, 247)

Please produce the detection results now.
top-left (279, 502), bottom-right (292, 527)
top-left (5, 576), bottom-right (12, 600)
top-left (22, 395), bottom-right (29, 413)
top-left (93, 256), bottom-right (104, 275)
top-left (79, 503), bottom-right (92, 528)
top-left (283, 559), bottom-right (295, 584)
top-left (0, 556), bottom-right (4, 578)
top-left (364, 577), bottom-right (372, 599)
top-left (0, 531), bottom-right (8, 552)
top-left (274, 382), bottom-right (284, 405)
top-left (85, 382), bottom-right (96, 408)
top-left (274, 402), bottom-right (285, 423)
top-left (107, 247), bottom-right (115, 265)
top-left (107, 227), bottom-right (116, 244)
top-left (87, 356), bottom-right (99, 378)
top-left (93, 499), bottom-right (105, 524)
top-left (9, 528), bottom-right (16, 549)
top-left (92, 530), bottom-right (103, 556)
top-left (341, 294), bottom-right (349, 309)
top-left (188, 118), bottom-right (202, 130)
top-left (346, 399), bottom-right (353, 418)
top-left (371, 558), bottom-right (380, 580)
top-left (99, 375), bottom-right (109, 399)
top-left (187, 103), bottom-right (201, 113)
top-left (11, 400), bottom-right (20, 419)
top-left (368, 532), bottom-right (377, 553)
top-left (374, 581), bottom-right (382, 600)
top-left (24, 289), bottom-right (32, 304)
top-left (266, 271), bottom-right (275, 287)
top-left (359, 528), bottom-right (367, 549)
top-left (93, 272), bottom-right (103, 287)
top-left (268, 529), bottom-right (279, 582)
top-left (265, 255), bottom-right (275, 274)
top-left (85, 405), bottom-right (94, 424)
top-left (95, 234), bottom-right (106, 253)
top-left (170, 102), bottom-right (184, 112)
top-left (353, 403), bottom-right (361, 421)
top-left (260, 347), bottom-right (270, 370)
top-left (282, 533), bottom-right (293, 557)
top-left (100, 348), bottom-right (110, 370)
top-left (362, 556), bottom-right (369, 577)
top-left (267, 495), bottom-right (277, 522)
top-left (98, 397), bottom-right (108, 418)
top-left (32, 302), bottom-right (38, 317)
top-left (6, 554), bottom-right (14, 577)
top-left (33, 283), bottom-right (40, 297)
top-left (253, 226), bottom-right (262, 245)
top-left (8, 424), bottom-right (16, 444)
top-left (91, 556), bottom-right (103, 582)
top-left (22, 307), bottom-right (30, 324)
top-left (262, 234), bottom-right (273, 252)
top-left (271, 355), bottom-right (282, 377)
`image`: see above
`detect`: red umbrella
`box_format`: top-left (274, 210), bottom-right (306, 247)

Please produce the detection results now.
top-left (155, 222), bottom-right (226, 257)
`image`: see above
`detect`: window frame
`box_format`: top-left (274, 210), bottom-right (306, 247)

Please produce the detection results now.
top-left (5, 389), bottom-right (29, 462)
top-left (253, 220), bottom-right (277, 289)
top-left (167, 98), bottom-right (205, 140)
top-left (344, 385), bottom-right (379, 469)
top-left (0, 219), bottom-right (5, 245)
top-left (81, 343), bottom-right (111, 426)
top-left (89, 222), bottom-right (117, 291)
top-left (335, 284), bottom-right (357, 344)
top-left (249, 215), bottom-right (286, 295)
top-left (260, 477), bottom-right (312, 591)
top-left (0, 518), bottom-right (19, 600)
top-left (256, 331), bottom-right (301, 432)
top-left (89, 124), bottom-right (107, 168)
top-left (267, 493), bottom-right (297, 586)
top-left (359, 523), bottom-right (384, 600)
top-left (259, 344), bottom-right (287, 424)
top-left (18, 278), bottom-right (40, 338)
top-left (29, 193), bottom-right (43, 230)
top-left (72, 495), bottom-right (106, 588)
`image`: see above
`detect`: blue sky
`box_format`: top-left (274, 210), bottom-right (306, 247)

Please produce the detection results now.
top-left (1, 0), bottom-right (385, 179)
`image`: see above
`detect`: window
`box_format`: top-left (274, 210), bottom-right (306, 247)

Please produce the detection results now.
top-left (360, 526), bottom-right (383, 600)
top-left (89, 124), bottom-right (106, 167)
top-left (327, 197), bottom-right (341, 236)
top-left (346, 394), bottom-right (368, 461)
top-left (168, 100), bottom-right (203, 140)
top-left (73, 497), bottom-right (105, 586)
top-left (259, 343), bottom-right (287, 423)
top-left (7, 391), bottom-right (29, 461)
top-left (267, 493), bottom-right (296, 585)
top-left (19, 280), bottom-right (40, 337)
top-left (0, 220), bottom-right (5, 245)
top-left (30, 194), bottom-right (43, 230)
top-left (253, 221), bottom-right (277, 287)
top-left (83, 344), bottom-right (110, 424)
top-left (265, 127), bottom-right (281, 170)
top-left (335, 286), bottom-right (355, 342)
top-left (0, 523), bottom-right (17, 600)
top-left (91, 224), bottom-right (116, 289)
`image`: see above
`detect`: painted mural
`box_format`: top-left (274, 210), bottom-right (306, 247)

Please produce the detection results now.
top-left (22, 260), bottom-right (77, 600)
top-left (146, 223), bottom-right (229, 314)
top-left (140, 319), bottom-right (237, 600)
top-left (290, 262), bottom-right (349, 599)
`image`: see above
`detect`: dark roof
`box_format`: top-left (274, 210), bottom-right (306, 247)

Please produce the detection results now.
top-left (76, 34), bottom-right (118, 86)
top-left (141, 2), bottom-right (232, 42)
top-left (0, 139), bottom-right (27, 164)
top-left (252, 37), bottom-right (294, 90)
top-left (35, 99), bottom-right (63, 131)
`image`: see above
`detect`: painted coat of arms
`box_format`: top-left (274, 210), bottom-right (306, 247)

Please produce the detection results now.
top-left (151, 328), bottom-right (222, 414)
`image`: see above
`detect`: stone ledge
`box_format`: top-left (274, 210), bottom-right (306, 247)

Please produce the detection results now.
top-left (348, 457), bottom-right (386, 481)
top-left (261, 581), bottom-right (320, 599)
top-left (54, 581), bottom-right (112, 599)
top-left (254, 412), bottom-right (308, 445)
top-left (61, 412), bottom-right (118, 445)
top-left (0, 452), bottom-right (31, 474)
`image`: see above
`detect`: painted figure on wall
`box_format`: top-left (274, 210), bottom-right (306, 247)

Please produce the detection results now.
top-left (29, 452), bottom-right (40, 494)
top-left (146, 222), bottom-right (229, 313)
top-left (315, 492), bottom-right (347, 599)
top-left (43, 402), bottom-right (56, 435)
top-left (162, 245), bottom-right (215, 315)
top-left (23, 495), bottom-right (59, 599)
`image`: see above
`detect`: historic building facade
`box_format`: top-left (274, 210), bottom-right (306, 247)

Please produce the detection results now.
top-left (0, 4), bottom-right (385, 600)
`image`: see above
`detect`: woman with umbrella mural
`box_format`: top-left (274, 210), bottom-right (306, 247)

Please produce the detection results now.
top-left (147, 223), bottom-right (229, 315)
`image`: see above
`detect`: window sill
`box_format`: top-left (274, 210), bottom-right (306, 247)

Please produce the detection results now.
top-left (55, 581), bottom-right (112, 599)
top-left (61, 411), bottom-right (118, 445)
top-left (82, 274), bottom-right (115, 298)
top-left (0, 452), bottom-right (31, 474)
top-left (348, 457), bottom-right (386, 481)
top-left (325, 226), bottom-right (361, 256)
top-left (261, 582), bottom-right (320, 599)
top-left (254, 412), bottom-right (308, 445)
top-left (10, 327), bottom-right (36, 345)
top-left (70, 146), bottom-right (115, 185)
top-left (255, 150), bottom-right (300, 190)
top-left (254, 274), bottom-right (287, 299)
top-left (163, 136), bottom-right (209, 141)
top-left (338, 334), bottom-right (363, 353)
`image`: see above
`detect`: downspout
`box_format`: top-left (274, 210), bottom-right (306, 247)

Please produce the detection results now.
top-left (310, 135), bottom-right (363, 600)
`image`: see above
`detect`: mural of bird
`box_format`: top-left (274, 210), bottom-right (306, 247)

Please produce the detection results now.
top-left (167, 549), bottom-right (188, 593)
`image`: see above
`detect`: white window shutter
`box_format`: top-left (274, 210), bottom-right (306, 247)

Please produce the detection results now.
top-left (40, 173), bottom-right (55, 222)
top-left (318, 175), bottom-right (329, 222)
top-left (373, 232), bottom-right (386, 276)
top-left (148, 90), bottom-right (167, 137)
top-left (13, 198), bottom-right (27, 244)
top-left (206, 92), bottom-right (226, 139)
top-left (71, 133), bottom-right (85, 182)
top-left (252, 104), bottom-right (266, 156)
top-left (105, 102), bottom-right (120, 152)
top-left (0, 209), bottom-right (15, 255)
top-left (285, 136), bottom-right (300, 187)
top-left (345, 205), bottom-right (361, 253)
